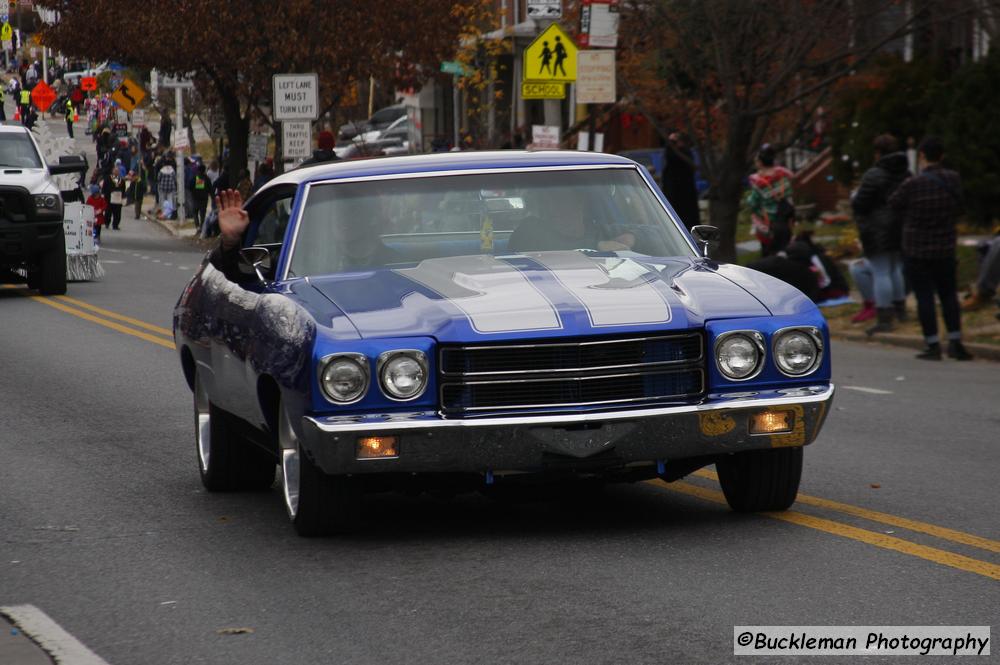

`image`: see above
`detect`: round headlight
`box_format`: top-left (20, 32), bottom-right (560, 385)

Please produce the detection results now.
top-left (716, 332), bottom-right (763, 380)
top-left (320, 355), bottom-right (369, 403)
top-left (774, 329), bottom-right (821, 376)
top-left (379, 351), bottom-right (428, 400)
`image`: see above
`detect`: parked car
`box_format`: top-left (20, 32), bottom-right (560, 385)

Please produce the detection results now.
top-left (337, 104), bottom-right (407, 142)
top-left (173, 150), bottom-right (834, 536)
top-left (0, 126), bottom-right (86, 294)
top-left (62, 61), bottom-right (108, 86)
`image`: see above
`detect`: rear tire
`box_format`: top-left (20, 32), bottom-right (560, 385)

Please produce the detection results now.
top-left (36, 235), bottom-right (67, 296)
top-left (194, 371), bottom-right (275, 492)
top-left (279, 402), bottom-right (360, 537)
top-left (716, 447), bottom-right (802, 512)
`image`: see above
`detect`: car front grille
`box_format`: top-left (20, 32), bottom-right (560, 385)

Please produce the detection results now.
top-left (439, 333), bottom-right (704, 415)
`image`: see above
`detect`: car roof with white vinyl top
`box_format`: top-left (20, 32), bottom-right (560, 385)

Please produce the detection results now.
top-left (260, 150), bottom-right (640, 192)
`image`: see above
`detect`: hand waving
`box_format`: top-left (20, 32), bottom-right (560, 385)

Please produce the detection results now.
top-left (216, 189), bottom-right (249, 249)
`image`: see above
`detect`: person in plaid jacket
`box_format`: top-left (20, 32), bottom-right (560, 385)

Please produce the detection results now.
top-left (889, 137), bottom-right (972, 361)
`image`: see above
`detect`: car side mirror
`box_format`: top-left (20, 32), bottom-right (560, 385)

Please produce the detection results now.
top-left (238, 246), bottom-right (273, 282)
top-left (690, 225), bottom-right (721, 257)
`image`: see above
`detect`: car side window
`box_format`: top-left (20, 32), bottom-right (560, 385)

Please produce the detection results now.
top-left (252, 196), bottom-right (294, 246)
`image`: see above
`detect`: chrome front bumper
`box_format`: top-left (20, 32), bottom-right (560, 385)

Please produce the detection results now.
top-left (300, 385), bottom-right (834, 475)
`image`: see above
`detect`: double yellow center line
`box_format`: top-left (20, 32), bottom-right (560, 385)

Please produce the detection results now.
top-left (11, 287), bottom-right (1000, 581)
top-left (653, 471), bottom-right (1000, 581)
top-left (4, 286), bottom-right (175, 349)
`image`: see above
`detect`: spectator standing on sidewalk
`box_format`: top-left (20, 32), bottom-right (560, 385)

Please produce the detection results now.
top-left (661, 132), bottom-right (700, 230)
top-left (158, 106), bottom-right (173, 148)
top-left (157, 157), bottom-right (178, 220)
top-left (889, 137), bottom-right (972, 361)
top-left (104, 166), bottom-right (127, 230)
top-left (746, 145), bottom-right (795, 256)
top-left (851, 134), bottom-right (911, 335)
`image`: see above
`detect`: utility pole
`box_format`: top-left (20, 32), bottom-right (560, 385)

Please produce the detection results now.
top-left (175, 87), bottom-right (185, 224)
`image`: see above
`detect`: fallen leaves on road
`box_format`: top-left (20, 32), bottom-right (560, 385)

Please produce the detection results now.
top-left (217, 627), bottom-right (254, 635)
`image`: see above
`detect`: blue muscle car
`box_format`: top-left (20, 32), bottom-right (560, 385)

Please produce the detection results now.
top-left (174, 150), bottom-right (834, 536)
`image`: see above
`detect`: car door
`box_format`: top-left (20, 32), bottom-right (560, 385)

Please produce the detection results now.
top-left (210, 185), bottom-right (297, 425)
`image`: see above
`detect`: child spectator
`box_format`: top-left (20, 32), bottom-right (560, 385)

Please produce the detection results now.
top-left (86, 185), bottom-right (107, 244)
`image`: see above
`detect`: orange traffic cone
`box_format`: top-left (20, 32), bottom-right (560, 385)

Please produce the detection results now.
top-left (74, 112), bottom-right (79, 122)
top-left (13, 107), bottom-right (20, 121)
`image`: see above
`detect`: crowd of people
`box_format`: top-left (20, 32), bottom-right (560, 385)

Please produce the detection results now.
top-left (737, 132), bottom-right (1000, 361)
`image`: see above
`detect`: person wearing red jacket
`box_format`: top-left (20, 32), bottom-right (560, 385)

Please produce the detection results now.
top-left (86, 185), bottom-right (108, 244)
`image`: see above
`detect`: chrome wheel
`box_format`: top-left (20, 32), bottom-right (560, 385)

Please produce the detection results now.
top-left (194, 372), bottom-right (211, 473)
top-left (279, 406), bottom-right (301, 519)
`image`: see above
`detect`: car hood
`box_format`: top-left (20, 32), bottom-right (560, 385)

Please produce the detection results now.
top-left (306, 251), bottom-right (773, 342)
top-left (0, 167), bottom-right (56, 194)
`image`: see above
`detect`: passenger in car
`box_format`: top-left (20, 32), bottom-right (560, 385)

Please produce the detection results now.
top-left (332, 202), bottom-right (405, 270)
top-left (507, 188), bottom-right (635, 253)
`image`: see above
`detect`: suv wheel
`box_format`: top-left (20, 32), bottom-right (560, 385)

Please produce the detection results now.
top-left (35, 234), bottom-right (67, 296)
top-left (278, 401), bottom-right (360, 537)
top-left (194, 371), bottom-right (275, 492)
top-left (716, 447), bottom-right (802, 512)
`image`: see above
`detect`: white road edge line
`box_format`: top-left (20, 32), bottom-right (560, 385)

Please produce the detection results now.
top-left (0, 604), bottom-right (112, 665)
top-left (843, 385), bottom-right (894, 395)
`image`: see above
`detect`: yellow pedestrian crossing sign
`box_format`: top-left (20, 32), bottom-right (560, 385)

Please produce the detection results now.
top-left (523, 23), bottom-right (577, 83)
top-left (1, 23), bottom-right (12, 42)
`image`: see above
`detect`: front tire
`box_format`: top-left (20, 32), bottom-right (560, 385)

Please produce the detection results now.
top-left (716, 447), bottom-right (802, 512)
top-left (194, 371), bottom-right (275, 492)
top-left (279, 402), bottom-right (360, 537)
top-left (35, 235), bottom-right (67, 296)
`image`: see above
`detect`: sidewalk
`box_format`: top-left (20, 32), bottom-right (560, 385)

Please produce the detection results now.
top-left (823, 298), bottom-right (1000, 361)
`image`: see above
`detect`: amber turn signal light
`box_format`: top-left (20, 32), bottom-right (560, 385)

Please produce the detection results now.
top-left (356, 436), bottom-right (399, 459)
top-left (749, 409), bottom-right (794, 434)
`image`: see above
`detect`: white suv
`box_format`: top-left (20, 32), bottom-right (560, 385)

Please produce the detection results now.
top-left (0, 125), bottom-right (82, 294)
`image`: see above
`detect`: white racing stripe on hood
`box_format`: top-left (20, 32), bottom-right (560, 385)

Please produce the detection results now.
top-left (529, 251), bottom-right (671, 327)
top-left (395, 255), bottom-right (562, 334)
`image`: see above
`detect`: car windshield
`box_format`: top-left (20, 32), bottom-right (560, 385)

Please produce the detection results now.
top-left (288, 167), bottom-right (693, 277)
top-left (0, 133), bottom-right (43, 168)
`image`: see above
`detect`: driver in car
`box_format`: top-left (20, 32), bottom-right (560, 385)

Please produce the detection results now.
top-left (211, 190), bottom-right (401, 280)
top-left (508, 187), bottom-right (635, 253)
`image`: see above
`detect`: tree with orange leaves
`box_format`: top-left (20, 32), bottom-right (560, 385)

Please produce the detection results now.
top-left (37, 0), bottom-right (478, 176)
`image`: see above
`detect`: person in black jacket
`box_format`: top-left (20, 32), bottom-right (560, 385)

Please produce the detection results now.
top-left (300, 130), bottom-right (339, 166)
top-left (661, 132), bottom-right (700, 230)
top-left (850, 134), bottom-right (910, 334)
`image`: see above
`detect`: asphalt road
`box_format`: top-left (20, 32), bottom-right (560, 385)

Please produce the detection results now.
top-left (0, 209), bottom-right (997, 664)
top-left (2, 112), bottom-right (998, 663)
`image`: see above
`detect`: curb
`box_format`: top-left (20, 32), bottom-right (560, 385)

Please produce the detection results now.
top-left (833, 330), bottom-right (1000, 362)
top-left (147, 214), bottom-right (192, 238)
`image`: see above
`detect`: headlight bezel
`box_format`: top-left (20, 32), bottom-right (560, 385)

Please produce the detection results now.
top-left (34, 194), bottom-right (59, 209)
top-left (377, 349), bottom-right (429, 401)
top-left (772, 326), bottom-right (824, 377)
top-left (318, 352), bottom-right (370, 404)
top-left (714, 330), bottom-right (766, 381)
